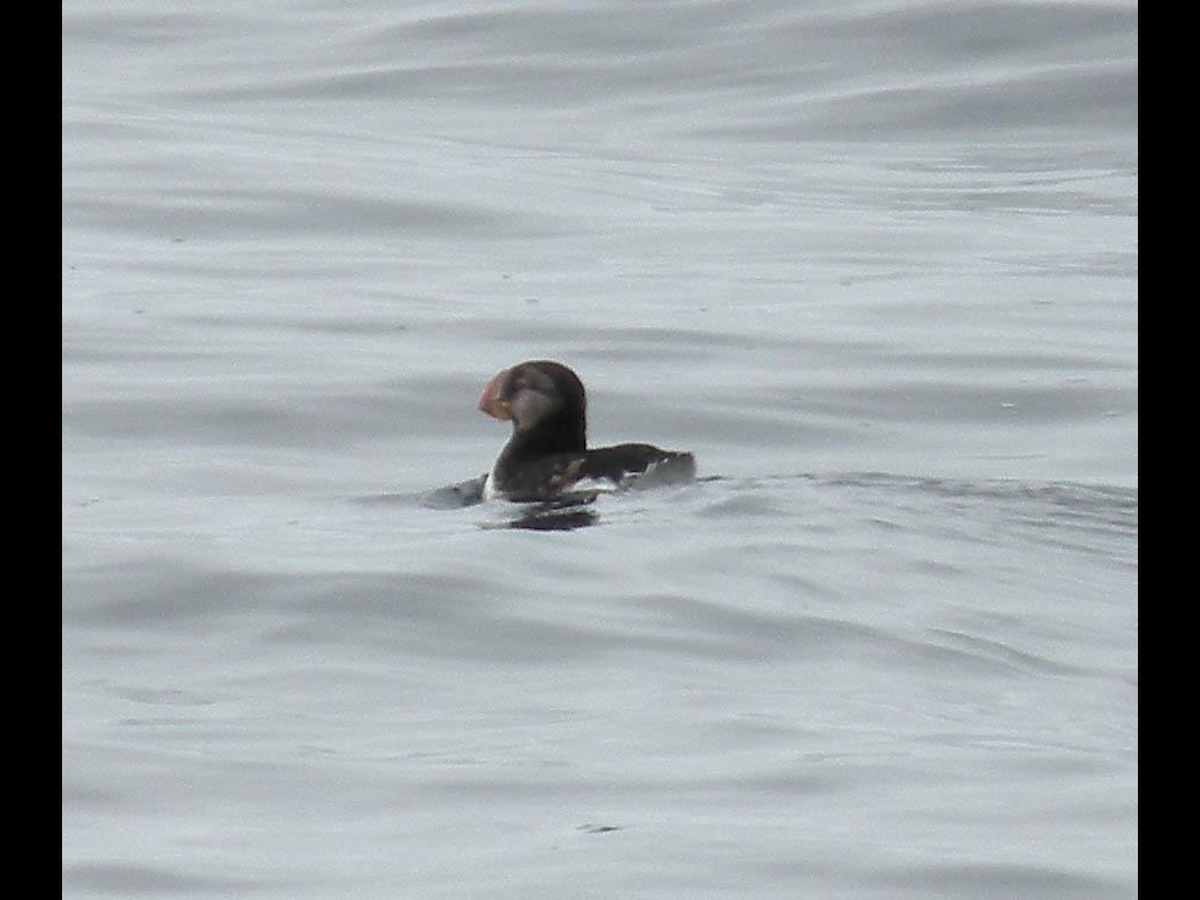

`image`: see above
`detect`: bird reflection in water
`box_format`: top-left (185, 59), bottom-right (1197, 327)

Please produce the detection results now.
top-left (497, 490), bottom-right (600, 531)
top-left (505, 505), bottom-right (599, 531)
top-left (421, 477), bottom-right (600, 530)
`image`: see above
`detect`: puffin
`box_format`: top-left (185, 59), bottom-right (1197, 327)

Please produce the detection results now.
top-left (477, 360), bottom-right (695, 502)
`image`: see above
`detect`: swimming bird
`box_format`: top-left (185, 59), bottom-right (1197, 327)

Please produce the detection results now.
top-left (477, 360), bottom-right (695, 502)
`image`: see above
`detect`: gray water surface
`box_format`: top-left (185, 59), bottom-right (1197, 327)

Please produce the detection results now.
top-left (63, 1), bottom-right (1137, 897)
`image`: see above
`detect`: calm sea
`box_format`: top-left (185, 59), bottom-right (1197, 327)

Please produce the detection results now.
top-left (62, 1), bottom-right (1137, 897)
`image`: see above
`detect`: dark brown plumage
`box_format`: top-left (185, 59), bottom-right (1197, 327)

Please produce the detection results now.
top-left (477, 360), bottom-right (695, 502)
